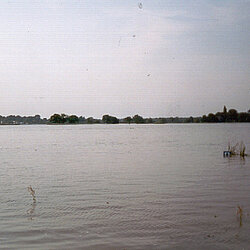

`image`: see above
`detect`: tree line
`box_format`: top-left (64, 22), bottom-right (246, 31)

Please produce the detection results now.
top-left (200, 106), bottom-right (250, 123)
top-left (0, 106), bottom-right (249, 125)
top-left (0, 115), bottom-right (47, 125)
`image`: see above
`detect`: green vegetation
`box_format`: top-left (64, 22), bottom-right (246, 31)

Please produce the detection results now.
top-left (0, 115), bottom-right (47, 125)
top-left (124, 116), bottom-right (132, 124)
top-left (0, 106), bottom-right (249, 125)
top-left (102, 114), bottom-right (119, 124)
top-left (132, 114), bottom-right (144, 124)
top-left (49, 114), bottom-right (79, 124)
top-left (202, 106), bottom-right (250, 122)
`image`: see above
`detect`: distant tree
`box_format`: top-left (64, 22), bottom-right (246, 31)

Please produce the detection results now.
top-left (215, 112), bottom-right (225, 122)
top-left (145, 117), bottom-right (153, 123)
top-left (238, 112), bottom-right (248, 122)
top-left (93, 119), bottom-right (101, 124)
top-left (201, 115), bottom-right (207, 122)
top-left (34, 115), bottom-right (41, 120)
top-left (156, 118), bottom-right (167, 124)
top-left (49, 114), bottom-right (64, 123)
top-left (187, 116), bottom-right (194, 123)
top-left (78, 116), bottom-right (86, 124)
top-left (227, 109), bottom-right (238, 122)
top-left (223, 106), bottom-right (227, 115)
top-left (67, 115), bottom-right (79, 124)
top-left (173, 117), bottom-right (181, 123)
top-left (246, 113), bottom-right (250, 122)
top-left (86, 117), bottom-right (94, 124)
top-left (43, 118), bottom-right (48, 123)
top-left (133, 114), bottom-right (144, 124)
top-left (193, 117), bottom-right (201, 123)
top-left (124, 116), bottom-right (132, 124)
top-left (222, 105), bottom-right (228, 121)
top-left (207, 113), bottom-right (218, 122)
top-left (102, 114), bottom-right (119, 124)
top-left (60, 114), bottom-right (68, 123)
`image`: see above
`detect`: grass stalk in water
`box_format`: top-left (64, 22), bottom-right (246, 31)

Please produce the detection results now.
top-left (228, 142), bottom-right (238, 156)
top-left (239, 141), bottom-right (247, 157)
top-left (227, 141), bottom-right (247, 157)
top-left (237, 206), bottom-right (243, 227)
top-left (28, 186), bottom-right (36, 202)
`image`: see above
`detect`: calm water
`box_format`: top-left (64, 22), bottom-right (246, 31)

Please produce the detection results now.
top-left (0, 124), bottom-right (250, 249)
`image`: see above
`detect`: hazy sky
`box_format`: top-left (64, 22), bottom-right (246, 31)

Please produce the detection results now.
top-left (0, 0), bottom-right (249, 118)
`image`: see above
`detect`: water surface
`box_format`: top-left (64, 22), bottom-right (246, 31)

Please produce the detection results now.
top-left (0, 124), bottom-right (249, 249)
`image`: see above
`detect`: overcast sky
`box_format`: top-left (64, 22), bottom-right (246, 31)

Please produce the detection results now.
top-left (0, 0), bottom-right (249, 118)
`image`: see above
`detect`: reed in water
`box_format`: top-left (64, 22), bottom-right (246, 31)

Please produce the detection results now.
top-left (27, 186), bottom-right (36, 202)
top-left (227, 141), bottom-right (247, 158)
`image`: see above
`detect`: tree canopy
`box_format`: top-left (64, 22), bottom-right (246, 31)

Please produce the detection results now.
top-left (133, 114), bottom-right (144, 124)
top-left (102, 114), bottom-right (119, 124)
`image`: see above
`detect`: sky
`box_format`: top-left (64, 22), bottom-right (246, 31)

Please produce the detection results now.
top-left (0, 0), bottom-right (249, 118)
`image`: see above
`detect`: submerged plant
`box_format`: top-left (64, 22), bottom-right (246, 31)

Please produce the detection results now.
top-left (28, 185), bottom-right (36, 202)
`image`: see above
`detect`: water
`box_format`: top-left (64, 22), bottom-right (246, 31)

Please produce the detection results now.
top-left (0, 124), bottom-right (249, 249)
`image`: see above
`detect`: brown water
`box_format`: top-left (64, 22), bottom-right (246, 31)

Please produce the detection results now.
top-left (0, 124), bottom-right (249, 249)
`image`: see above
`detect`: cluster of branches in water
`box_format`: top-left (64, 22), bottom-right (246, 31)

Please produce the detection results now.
top-left (0, 106), bottom-right (249, 125)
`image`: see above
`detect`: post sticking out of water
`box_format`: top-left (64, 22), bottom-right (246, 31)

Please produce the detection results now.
top-left (223, 151), bottom-right (231, 157)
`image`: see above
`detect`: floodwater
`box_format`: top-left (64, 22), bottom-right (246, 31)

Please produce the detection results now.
top-left (0, 124), bottom-right (249, 249)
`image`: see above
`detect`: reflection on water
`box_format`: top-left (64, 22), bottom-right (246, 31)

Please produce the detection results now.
top-left (27, 200), bottom-right (36, 220)
top-left (0, 124), bottom-right (249, 249)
